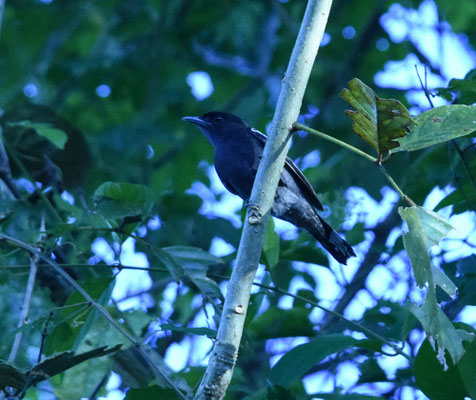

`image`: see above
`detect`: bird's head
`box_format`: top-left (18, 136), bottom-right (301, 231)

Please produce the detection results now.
top-left (183, 111), bottom-right (249, 145)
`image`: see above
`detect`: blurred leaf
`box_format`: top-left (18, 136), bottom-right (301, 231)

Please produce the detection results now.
top-left (395, 105), bottom-right (476, 152)
top-left (162, 246), bottom-right (223, 300)
top-left (434, 183), bottom-right (476, 213)
top-left (248, 307), bottom-right (314, 340)
top-left (93, 182), bottom-right (154, 219)
top-left (280, 242), bottom-right (328, 266)
top-left (8, 121), bottom-right (68, 150)
top-left (359, 300), bottom-right (413, 341)
top-left (345, 222), bottom-right (366, 245)
top-left (340, 78), bottom-right (416, 154)
top-left (269, 334), bottom-right (360, 387)
top-left (357, 358), bottom-right (387, 384)
top-left (0, 103), bottom-right (92, 188)
top-left (162, 246), bottom-right (224, 266)
top-left (151, 247), bottom-right (184, 281)
top-left (457, 255), bottom-right (476, 275)
top-left (436, 68), bottom-right (476, 104)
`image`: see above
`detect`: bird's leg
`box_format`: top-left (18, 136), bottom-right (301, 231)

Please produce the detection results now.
top-left (246, 201), bottom-right (262, 224)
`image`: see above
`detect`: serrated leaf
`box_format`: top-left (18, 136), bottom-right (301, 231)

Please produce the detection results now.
top-left (8, 120), bottom-right (68, 149)
top-left (269, 334), bottom-right (359, 387)
top-left (394, 105), bottom-right (476, 152)
top-left (340, 78), bottom-right (416, 154)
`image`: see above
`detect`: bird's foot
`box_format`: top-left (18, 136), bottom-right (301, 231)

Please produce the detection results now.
top-left (246, 202), bottom-right (262, 224)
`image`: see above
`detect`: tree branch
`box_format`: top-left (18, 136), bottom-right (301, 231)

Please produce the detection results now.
top-left (194, 1), bottom-right (333, 399)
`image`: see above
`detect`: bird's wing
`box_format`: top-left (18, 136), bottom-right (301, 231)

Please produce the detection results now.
top-left (249, 128), bottom-right (324, 211)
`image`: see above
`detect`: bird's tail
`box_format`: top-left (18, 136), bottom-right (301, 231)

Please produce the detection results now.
top-left (308, 215), bottom-right (356, 264)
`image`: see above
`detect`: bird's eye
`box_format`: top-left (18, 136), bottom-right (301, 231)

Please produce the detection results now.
top-left (214, 117), bottom-right (223, 123)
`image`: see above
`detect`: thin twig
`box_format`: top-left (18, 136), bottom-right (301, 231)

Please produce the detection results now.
top-left (8, 216), bottom-right (47, 363)
top-left (292, 122), bottom-right (377, 163)
top-left (8, 253), bottom-right (39, 363)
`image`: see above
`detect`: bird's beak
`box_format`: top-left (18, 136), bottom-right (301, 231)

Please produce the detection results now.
top-left (182, 116), bottom-right (212, 128)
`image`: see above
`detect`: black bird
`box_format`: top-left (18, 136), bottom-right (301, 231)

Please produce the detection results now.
top-left (183, 111), bottom-right (356, 264)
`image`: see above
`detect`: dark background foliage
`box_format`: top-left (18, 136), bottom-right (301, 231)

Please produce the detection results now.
top-left (0, 0), bottom-right (475, 399)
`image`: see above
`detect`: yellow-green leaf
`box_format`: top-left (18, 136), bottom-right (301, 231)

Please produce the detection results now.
top-left (340, 78), bottom-right (416, 155)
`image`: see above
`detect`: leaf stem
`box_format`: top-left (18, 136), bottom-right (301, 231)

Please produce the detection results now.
top-left (293, 122), bottom-right (416, 206)
top-left (378, 165), bottom-right (416, 207)
top-left (293, 122), bottom-right (377, 163)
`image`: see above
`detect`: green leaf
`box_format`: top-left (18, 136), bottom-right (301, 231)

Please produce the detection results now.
top-left (432, 264), bottom-right (457, 298)
top-left (93, 182), bottom-right (155, 219)
top-left (8, 120), bottom-right (68, 149)
top-left (340, 78), bottom-right (416, 154)
top-left (434, 183), bottom-right (476, 213)
top-left (457, 324), bottom-right (476, 400)
top-left (398, 206), bottom-right (454, 288)
top-left (436, 68), bottom-right (476, 104)
top-left (161, 246), bottom-right (223, 300)
top-left (151, 247), bottom-right (184, 281)
top-left (162, 246), bottom-right (224, 266)
top-left (414, 328), bottom-right (476, 400)
top-left (394, 105), bottom-right (476, 152)
top-left (409, 296), bottom-right (474, 365)
top-left (280, 243), bottom-right (328, 266)
top-left (457, 255), bottom-right (476, 275)
top-left (262, 218), bottom-right (280, 268)
top-left (44, 277), bottom-right (114, 355)
top-left (345, 222), bottom-right (366, 245)
top-left (357, 358), bottom-right (387, 384)
top-left (269, 334), bottom-right (359, 387)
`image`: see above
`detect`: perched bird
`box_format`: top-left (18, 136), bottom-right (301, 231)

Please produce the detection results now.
top-left (183, 111), bottom-right (356, 264)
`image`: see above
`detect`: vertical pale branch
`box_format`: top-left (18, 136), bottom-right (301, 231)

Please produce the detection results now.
top-left (194, 1), bottom-right (333, 399)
